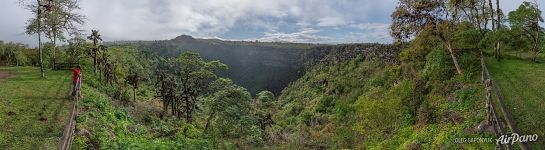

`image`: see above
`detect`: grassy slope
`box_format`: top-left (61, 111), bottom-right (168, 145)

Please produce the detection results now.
top-left (72, 74), bottom-right (213, 149)
top-left (273, 56), bottom-right (495, 149)
top-left (0, 67), bottom-right (72, 149)
top-left (486, 57), bottom-right (545, 148)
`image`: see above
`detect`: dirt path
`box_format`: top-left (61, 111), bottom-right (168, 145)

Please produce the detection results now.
top-left (0, 71), bottom-right (14, 80)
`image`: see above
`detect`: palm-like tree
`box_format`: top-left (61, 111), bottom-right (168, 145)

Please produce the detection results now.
top-left (87, 30), bottom-right (102, 73)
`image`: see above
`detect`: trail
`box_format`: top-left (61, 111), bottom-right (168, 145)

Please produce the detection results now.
top-left (0, 71), bottom-right (14, 79)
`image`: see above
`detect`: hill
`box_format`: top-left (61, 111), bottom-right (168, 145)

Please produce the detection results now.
top-left (266, 44), bottom-right (496, 149)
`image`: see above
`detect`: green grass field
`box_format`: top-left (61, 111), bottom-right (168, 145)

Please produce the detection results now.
top-left (486, 56), bottom-right (545, 149)
top-left (0, 67), bottom-right (72, 149)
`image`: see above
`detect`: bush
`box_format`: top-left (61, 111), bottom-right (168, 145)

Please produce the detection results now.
top-left (422, 47), bottom-right (453, 81)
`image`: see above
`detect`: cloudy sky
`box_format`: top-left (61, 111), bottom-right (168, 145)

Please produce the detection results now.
top-left (0, 0), bottom-right (543, 46)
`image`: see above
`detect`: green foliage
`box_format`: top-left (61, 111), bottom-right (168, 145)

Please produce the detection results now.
top-left (73, 85), bottom-right (215, 150)
top-left (256, 90), bottom-right (274, 102)
top-left (201, 78), bottom-right (262, 147)
top-left (508, 1), bottom-right (544, 60)
top-left (0, 42), bottom-right (33, 66)
top-left (422, 47), bottom-right (453, 81)
top-left (453, 22), bottom-right (482, 50)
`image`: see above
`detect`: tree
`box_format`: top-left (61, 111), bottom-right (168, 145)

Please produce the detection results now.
top-left (87, 30), bottom-right (102, 73)
top-left (173, 52), bottom-right (227, 122)
top-left (201, 78), bottom-right (260, 145)
top-left (448, 0), bottom-right (489, 35)
top-left (202, 78), bottom-right (237, 133)
top-left (508, 1), bottom-right (544, 62)
top-left (253, 90), bottom-right (276, 141)
top-left (155, 71), bottom-right (177, 116)
top-left (0, 43), bottom-right (15, 65)
top-left (66, 35), bottom-right (89, 63)
top-left (22, 0), bottom-right (54, 78)
top-left (126, 68), bottom-right (145, 107)
top-left (97, 45), bottom-right (108, 80)
top-left (42, 0), bottom-right (85, 68)
top-left (390, 0), bottom-right (463, 74)
top-left (1, 42), bottom-right (30, 66)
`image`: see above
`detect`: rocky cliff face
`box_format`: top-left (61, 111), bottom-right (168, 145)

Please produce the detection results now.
top-left (109, 36), bottom-right (400, 95)
top-left (123, 35), bottom-right (320, 95)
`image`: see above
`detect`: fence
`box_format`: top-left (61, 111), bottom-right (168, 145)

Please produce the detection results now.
top-left (54, 63), bottom-right (79, 70)
top-left (481, 54), bottom-right (530, 150)
top-left (57, 76), bottom-right (81, 150)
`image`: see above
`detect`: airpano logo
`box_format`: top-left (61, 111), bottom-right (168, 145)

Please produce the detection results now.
top-left (496, 133), bottom-right (539, 145)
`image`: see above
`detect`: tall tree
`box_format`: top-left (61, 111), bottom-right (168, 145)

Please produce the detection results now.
top-left (87, 30), bottom-right (102, 73)
top-left (173, 52), bottom-right (227, 122)
top-left (508, 1), bottom-right (544, 62)
top-left (127, 68), bottom-right (146, 107)
top-left (22, 0), bottom-right (53, 78)
top-left (155, 71), bottom-right (177, 116)
top-left (43, 0), bottom-right (85, 68)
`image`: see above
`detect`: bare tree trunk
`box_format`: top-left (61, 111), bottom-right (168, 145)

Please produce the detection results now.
top-left (172, 97), bottom-right (176, 117)
top-left (203, 110), bottom-right (216, 134)
top-left (482, 0), bottom-right (488, 32)
top-left (446, 42), bottom-right (463, 74)
top-left (92, 40), bottom-right (97, 73)
top-left (495, 0), bottom-right (501, 61)
top-left (38, 14), bottom-right (45, 78)
top-left (488, 0), bottom-right (495, 30)
top-left (185, 96), bottom-right (192, 123)
top-left (51, 32), bottom-right (57, 69)
top-left (533, 31), bottom-right (539, 62)
top-left (133, 86), bottom-right (137, 108)
top-left (93, 56), bottom-right (97, 73)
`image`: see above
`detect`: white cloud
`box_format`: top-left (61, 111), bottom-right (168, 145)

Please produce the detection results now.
top-left (256, 28), bottom-right (329, 43)
top-left (345, 23), bottom-right (392, 43)
top-left (317, 17), bottom-right (349, 27)
top-left (352, 23), bottom-right (390, 31)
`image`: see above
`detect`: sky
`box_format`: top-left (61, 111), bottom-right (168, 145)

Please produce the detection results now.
top-left (0, 0), bottom-right (544, 46)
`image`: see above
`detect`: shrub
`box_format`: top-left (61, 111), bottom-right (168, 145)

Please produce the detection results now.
top-left (422, 47), bottom-right (453, 81)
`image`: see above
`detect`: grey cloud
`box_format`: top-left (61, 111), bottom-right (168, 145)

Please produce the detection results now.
top-left (2, 0), bottom-right (543, 46)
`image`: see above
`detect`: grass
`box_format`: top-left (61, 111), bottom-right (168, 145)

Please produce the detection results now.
top-left (0, 67), bottom-right (72, 150)
top-left (486, 56), bottom-right (545, 149)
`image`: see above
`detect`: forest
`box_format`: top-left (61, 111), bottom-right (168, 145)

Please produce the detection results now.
top-left (0, 0), bottom-right (544, 149)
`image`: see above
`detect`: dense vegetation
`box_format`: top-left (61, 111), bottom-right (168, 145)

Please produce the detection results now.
top-left (1, 0), bottom-right (544, 149)
top-left (265, 39), bottom-right (496, 149)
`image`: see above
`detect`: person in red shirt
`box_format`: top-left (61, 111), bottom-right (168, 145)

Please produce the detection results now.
top-left (72, 65), bottom-right (82, 98)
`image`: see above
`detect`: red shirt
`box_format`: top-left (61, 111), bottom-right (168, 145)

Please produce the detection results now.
top-left (73, 68), bottom-right (81, 82)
